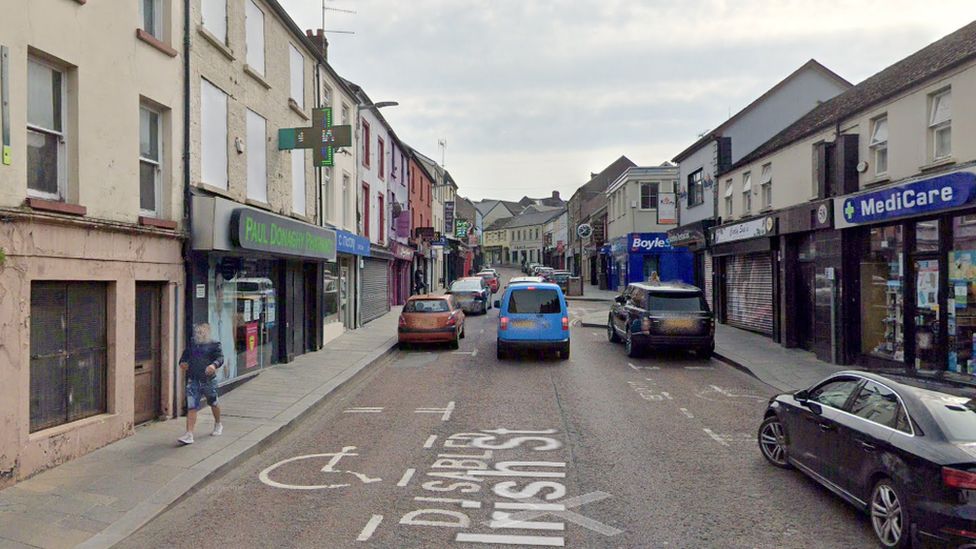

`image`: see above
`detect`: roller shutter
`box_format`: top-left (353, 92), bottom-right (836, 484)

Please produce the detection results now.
top-left (361, 258), bottom-right (390, 324)
top-left (703, 252), bottom-right (713, 310)
top-left (724, 253), bottom-right (773, 335)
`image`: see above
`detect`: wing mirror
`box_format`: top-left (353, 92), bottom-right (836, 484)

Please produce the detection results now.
top-left (615, 295), bottom-right (627, 305)
top-left (794, 389), bottom-right (809, 401)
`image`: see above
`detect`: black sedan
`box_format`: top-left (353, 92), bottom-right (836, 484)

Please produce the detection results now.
top-left (758, 371), bottom-right (976, 548)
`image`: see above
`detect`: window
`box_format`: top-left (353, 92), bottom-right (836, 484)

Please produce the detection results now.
top-left (291, 151), bottom-right (306, 215)
top-left (808, 377), bottom-right (861, 409)
top-left (322, 85), bottom-right (332, 107)
top-left (342, 173), bottom-right (351, 228)
top-left (142, 0), bottom-right (163, 40)
top-left (200, 79), bottom-right (228, 189)
top-left (341, 104), bottom-right (350, 125)
top-left (870, 116), bottom-right (888, 175)
top-left (362, 121), bottom-right (371, 167)
top-left (246, 109), bottom-right (267, 203)
top-left (139, 106), bottom-right (162, 215)
top-left (724, 179), bottom-right (733, 217)
top-left (760, 164), bottom-right (772, 210)
top-left (378, 138), bottom-right (385, 180)
top-left (362, 183), bottom-right (370, 238)
top-left (245, 1), bottom-right (265, 75)
top-left (861, 225), bottom-right (903, 361)
top-left (201, 0), bottom-right (226, 44)
top-left (930, 89), bottom-right (951, 159)
top-left (850, 381), bottom-right (910, 432)
top-left (640, 182), bottom-right (659, 210)
top-left (687, 169), bottom-right (703, 207)
top-left (508, 289), bottom-right (561, 314)
top-left (378, 193), bottom-right (385, 243)
top-left (742, 172), bottom-right (752, 215)
top-left (27, 57), bottom-right (66, 199)
top-left (288, 44), bottom-right (304, 109)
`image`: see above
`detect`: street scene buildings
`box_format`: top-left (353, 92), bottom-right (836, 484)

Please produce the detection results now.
top-left (1, 4), bottom-right (975, 548)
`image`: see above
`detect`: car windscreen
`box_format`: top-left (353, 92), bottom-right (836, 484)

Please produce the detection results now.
top-left (405, 300), bottom-right (450, 313)
top-left (450, 281), bottom-right (483, 292)
top-left (508, 289), bottom-right (561, 314)
top-left (647, 293), bottom-right (707, 312)
top-left (916, 391), bottom-right (976, 442)
top-left (552, 274), bottom-right (570, 282)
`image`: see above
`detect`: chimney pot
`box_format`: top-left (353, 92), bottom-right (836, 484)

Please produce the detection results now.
top-left (552, 191), bottom-right (560, 199)
top-left (306, 29), bottom-right (314, 38)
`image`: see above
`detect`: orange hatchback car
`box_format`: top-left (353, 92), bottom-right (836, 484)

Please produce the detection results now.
top-left (398, 295), bottom-right (466, 349)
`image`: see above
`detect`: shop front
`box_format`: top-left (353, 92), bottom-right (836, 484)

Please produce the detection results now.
top-left (607, 233), bottom-right (694, 291)
top-left (190, 196), bottom-right (336, 385)
top-left (361, 246), bottom-right (392, 325)
top-left (711, 216), bottom-right (778, 337)
top-left (668, 219), bottom-right (715, 307)
top-left (391, 242), bottom-right (414, 306)
top-left (835, 169), bottom-right (976, 376)
top-left (335, 230), bottom-right (370, 336)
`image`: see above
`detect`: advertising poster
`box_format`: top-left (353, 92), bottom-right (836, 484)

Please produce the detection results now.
top-left (916, 260), bottom-right (938, 308)
top-left (657, 192), bottom-right (677, 224)
top-left (245, 322), bottom-right (258, 369)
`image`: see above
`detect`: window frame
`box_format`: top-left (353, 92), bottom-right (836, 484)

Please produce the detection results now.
top-left (27, 56), bottom-right (68, 200)
top-left (201, 0), bottom-right (227, 44)
top-left (378, 192), bottom-right (385, 244)
top-left (245, 108), bottom-right (268, 203)
top-left (724, 179), bottom-right (733, 218)
top-left (141, 0), bottom-right (164, 40)
top-left (245, 0), bottom-right (266, 76)
top-left (929, 89), bottom-right (951, 160)
top-left (870, 116), bottom-right (889, 176)
top-left (760, 163), bottom-right (772, 210)
top-left (288, 44), bottom-right (304, 109)
top-left (138, 105), bottom-right (163, 217)
top-left (361, 120), bottom-right (371, 168)
top-left (378, 137), bottom-right (385, 180)
top-left (200, 78), bottom-right (228, 189)
top-left (291, 149), bottom-right (306, 215)
top-left (742, 172), bottom-right (752, 215)
top-left (362, 182), bottom-right (370, 238)
top-left (687, 169), bottom-right (704, 207)
top-left (640, 182), bottom-right (659, 210)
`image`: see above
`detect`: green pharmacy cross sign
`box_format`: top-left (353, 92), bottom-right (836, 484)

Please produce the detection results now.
top-left (278, 107), bottom-right (352, 167)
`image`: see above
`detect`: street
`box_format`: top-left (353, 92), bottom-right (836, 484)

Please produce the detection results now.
top-left (118, 270), bottom-right (876, 548)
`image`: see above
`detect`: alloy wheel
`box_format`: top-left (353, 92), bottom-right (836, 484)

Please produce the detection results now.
top-left (758, 419), bottom-right (788, 466)
top-left (871, 482), bottom-right (904, 547)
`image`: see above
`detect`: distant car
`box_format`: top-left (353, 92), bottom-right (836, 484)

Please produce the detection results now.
top-left (495, 282), bottom-right (570, 360)
top-left (398, 295), bottom-right (465, 349)
top-left (758, 371), bottom-right (976, 549)
top-left (537, 267), bottom-right (555, 281)
top-left (608, 281), bottom-right (714, 358)
top-left (448, 277), bottom-right (492, 314)
top-left (506, 276), bottom-right (545, 288)
top-left (549, 270), bottom-right (571, 292)
top-left (476, 270), bottom-right (500, 293)
top-left (524, 263), bottom-right (541, 275)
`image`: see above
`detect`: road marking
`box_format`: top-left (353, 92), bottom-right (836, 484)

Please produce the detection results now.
top-left (415, 401), bottom-right (455, 421)
top-left (258, 447), bottom-right (381, 490)
top-left (344, 407), bottom-right (384, 413)
top-left (357, 514), bottom-right (383, 541)
top-left (628, 363), bottom-right (659, 370)
top-left (397, 468), bottom-right (416, 487)
top-left (480, 491), bottom-right (623, 538)
top-left (456, 533), bottom-right (565, 546)
top-left (423, 435), bottom-right (438, 448)
top-left (592, 332), bottom-right (599, 337)
top-left (684, 366), bottom-right (714, 370)
top-left (703, 428), bottom-right (729, 447)
top-left (679, 408), bottom-right (694, 419)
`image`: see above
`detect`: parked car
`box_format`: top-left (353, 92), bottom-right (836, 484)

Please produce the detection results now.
top-left (447, 277), bottom-right (492, 314)
top-left (549, 270), bottom-right (571, 293)
top-left (757, 371), bottom-right (976, 548)
top-left (523, 262), bottom-right (541, 275)
top-left (507, 276), bottom-right (545, 288)
top-left (476, 270), bottom-right (500, 293)
top-left (398, 295), bottom-right (466, 349)
top-left (607, 282), bottom-right (714, 358)
top-left (495, 282), bottom-right (570, 360)
top-left (537, 267), bottom-right (555, 281)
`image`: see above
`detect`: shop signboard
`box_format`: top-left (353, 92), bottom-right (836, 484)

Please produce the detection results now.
top-left (657, 192), bottom-right (677, 224)
top-left (628, 233), bottom-right (675, 253)
top-left (391, 242), bottom-right (414, 261)
top-left (231, 209), bottom-right (337, 261)
top-left (336, 230), bottom-right (371, 256)
top-left (712, 216), bottom-right (777, 245)
top-left (444, 201), bottom-right (455, 234)
top-left (454, 219), bottom-right (470, 239)
top-left (834, 170), bottom-right (976, 228)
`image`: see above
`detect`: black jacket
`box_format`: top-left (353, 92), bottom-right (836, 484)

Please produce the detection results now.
top-left (179, 341), bottom-right (224, 381)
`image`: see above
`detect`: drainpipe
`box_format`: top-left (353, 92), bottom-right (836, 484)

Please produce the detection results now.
top-left (179, 0), bottom-right (192, 419)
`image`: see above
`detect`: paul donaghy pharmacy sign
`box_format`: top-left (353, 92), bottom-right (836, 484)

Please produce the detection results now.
top-left (231, 209), bottom-right (336, 261)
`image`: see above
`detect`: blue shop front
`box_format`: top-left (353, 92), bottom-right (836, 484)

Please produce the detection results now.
top-left (606, 232), bottom-right (694, 291)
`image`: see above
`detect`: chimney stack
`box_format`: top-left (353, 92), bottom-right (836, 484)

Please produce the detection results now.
top-left (551, 190), bottom-right (560, 200)
top-left (306, 28), bottom-right (328, 61)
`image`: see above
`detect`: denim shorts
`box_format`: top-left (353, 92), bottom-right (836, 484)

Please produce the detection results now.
top-left (186, 377), bottom-right (219, 410)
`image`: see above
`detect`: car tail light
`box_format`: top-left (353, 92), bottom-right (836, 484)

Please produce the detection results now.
top-left (446, 312), bottom-right (458, 326)
top-left (500, 317), bottom-right (509, 330)
top-left (562, 317), bottom-right (569, 331)
top-left (526, 286), bottom-right (536, 290)
top-left (940, 526), bottom-right (976, 540)
top-left (398, 315), bottom-right (406, 328)
top-left (942, 467), bottom-right (976, 490)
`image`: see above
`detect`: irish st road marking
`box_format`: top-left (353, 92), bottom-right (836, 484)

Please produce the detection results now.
top-left (357, 514), bottom-right (383, 542)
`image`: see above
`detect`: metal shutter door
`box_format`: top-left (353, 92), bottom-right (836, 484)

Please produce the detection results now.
top-left (361, 258), bottom-right (390, 324)
top-left (725, 253), bottom-right (773, 335)
top-left (703, 252), bottom-right (713, 309)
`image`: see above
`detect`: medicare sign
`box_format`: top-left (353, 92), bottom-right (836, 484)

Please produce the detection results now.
top-left (834, 171), bottom-right (976, 228)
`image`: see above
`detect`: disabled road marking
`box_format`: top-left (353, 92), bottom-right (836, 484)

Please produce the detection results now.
top-left (259, 446), bottom-right (382, 490)
top-left (397, 468), bottom-right (416, 487)
top-left (357, 514), bottom-right (383, 541)
top-left (423, 435), bottom-right (438, 448)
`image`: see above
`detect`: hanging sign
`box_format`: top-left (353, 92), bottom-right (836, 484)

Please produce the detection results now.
top-left (657, 192), bottom-right (677, 224)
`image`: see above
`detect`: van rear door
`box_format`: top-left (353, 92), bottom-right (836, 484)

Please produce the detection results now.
top-left (504, 287), bottom-right (564, 341)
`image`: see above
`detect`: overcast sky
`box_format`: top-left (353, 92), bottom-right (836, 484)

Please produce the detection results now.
top-left (280, 0), bottom-right (974, 202)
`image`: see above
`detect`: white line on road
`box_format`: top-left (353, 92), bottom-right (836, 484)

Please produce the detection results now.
top-left (628, 363), bottom-right (639, 370)
top-left (710, 385), bottom-right (734, 397)
top-left (396, 468), bottom-right (416, 487)
top-left (684, 366), bottom-right (714, 370)
top-left (703, 428), bottom-right (729, 447)
top-left (629, 363), bottom-right (660, 371)
top-left (442, 400), bottom-right (455, 421)
top-left (357, 514), bottom-right (383, 541)
top-left (592, 332), bottom-right (599, 337)
top-left (456, 533), bottom-right (564, 546)
top-left (680, 408), bottom-right (694, 419)
top-left (344, 407), bottom-right (383, 413)
top-left (423, 435), bottom-right (438, 448)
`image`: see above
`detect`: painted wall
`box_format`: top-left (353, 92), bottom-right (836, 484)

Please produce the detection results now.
top-left (606, 167), bottom-right (680, 240)
top-left (358, 107), bottom-right (390, 245)
top-left (390, 141), bottom-right (410, 244)
top-left (320, 69), bottom-right (358, 232)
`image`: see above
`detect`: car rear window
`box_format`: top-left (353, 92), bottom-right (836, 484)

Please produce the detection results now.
top-left (553, 274), bottom-right (569, 282)
top-left (647, 293), bottom-right (707, 312)
top-left (451, 280), bottom-right (483, 292)
top-left (508, 289), bottom-right (561, 314)
top-left (405, 299), bottom-right (450, 313)
top-left (917, 391), bottom-right (976, 442)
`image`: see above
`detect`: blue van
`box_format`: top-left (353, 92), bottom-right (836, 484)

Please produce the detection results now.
top-left (494, 282), bottom-right (570, 360)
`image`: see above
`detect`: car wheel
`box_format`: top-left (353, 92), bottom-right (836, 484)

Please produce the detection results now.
top-left (607, 316), bottom-right (621, 343)
top-left (450, 336), bottom-right (460, 350)
top-left (560, 342), bottom-right (570, 361)
top-left (399, 341), bottom-right (410, 351)
top-left (697, 345), bottom-right (714, 360)
top-left (871, 479), bottom-right (910, 549)
top-left (625, 332), bottom-right (642, 358)
top-left (757, 416), bottom-right (792, 469)
top-left (459, 324), bottom-right (466, 339)
top-left (496, 342), bottom-right (506, 360)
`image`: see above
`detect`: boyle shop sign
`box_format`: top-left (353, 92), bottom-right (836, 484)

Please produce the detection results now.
top-left (834, 170), bottom-right (976, 228)
top-left (231, 209), bottom-right (336, 261)
top-left (629, 233), bottom-right (675, 253)
top-left (712, 216), bottom-right (776, 245)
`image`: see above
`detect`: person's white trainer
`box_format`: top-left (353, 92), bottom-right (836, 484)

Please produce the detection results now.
top-left (211, 423), bottom-right (223, 437)
top-left (177, 432), bottom-right (194, 445)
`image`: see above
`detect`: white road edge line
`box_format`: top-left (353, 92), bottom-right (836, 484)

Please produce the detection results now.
top-left (703, 428), bottom-right (729, 447)
top-left (423, 435), bottom-right (438, 448)
top-left (396, 468), bottom-right (416, 487)
top-left (357, 514), bottom-right (383, 542)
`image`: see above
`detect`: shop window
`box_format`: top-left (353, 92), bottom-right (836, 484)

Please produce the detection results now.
top-left (860, 225), bottom-right (904, 361)
top-left (27, 57), bottom-right (67, 200)
top-left (914, 219), bottom-right (939, 252)
top-left (949, 214), bottom-right (976, 374)
top-left (324, 263), bottom-right (340, 324)
top-left (870, 116), bottom-right (888, 176)
top-left (929, 89), bottom-right (951, 160)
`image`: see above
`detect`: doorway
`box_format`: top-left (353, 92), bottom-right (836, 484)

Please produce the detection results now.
top-left (795, 234), bottom-right (817, 351)
top-left (134, 283), bottom-right (162, 424)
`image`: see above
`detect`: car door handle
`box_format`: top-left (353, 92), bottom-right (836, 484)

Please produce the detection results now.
top-left (818, 422), bottom-right (835, 432)
top-left (857, 440), bottom-right (876, 452)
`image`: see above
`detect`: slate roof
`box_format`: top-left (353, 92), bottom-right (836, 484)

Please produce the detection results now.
top-left (502, 208), bottom-right (566, 229)
top-left (485, 217), bottom-right (513, 231)
top-left (731, 21), bottom-right (976, 171)
top-left (569, 156), bottom-right (636, 203)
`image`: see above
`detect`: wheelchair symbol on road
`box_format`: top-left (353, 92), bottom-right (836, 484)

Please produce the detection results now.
top-left (258, 446), bottom-right (382, 490)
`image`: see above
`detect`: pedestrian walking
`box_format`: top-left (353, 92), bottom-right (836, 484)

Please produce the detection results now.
top-left (414, 268), bottom-right (427, 295)
top-left (177, 323), bottom-right (224, 445)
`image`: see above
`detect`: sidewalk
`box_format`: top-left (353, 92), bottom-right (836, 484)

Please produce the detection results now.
top-left (0, 307), bottom-right (402, 549)
top-left (579, 313), bottom-right (844, 392)
top-left (566, 286), bottom-right (617, 302)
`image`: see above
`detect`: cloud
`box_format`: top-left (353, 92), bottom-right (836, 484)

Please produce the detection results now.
top-left (280, 0), bottom-right (975, 200)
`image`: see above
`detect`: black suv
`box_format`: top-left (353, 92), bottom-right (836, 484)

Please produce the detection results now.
top-left (607, 282), bottom-right (714, 358)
